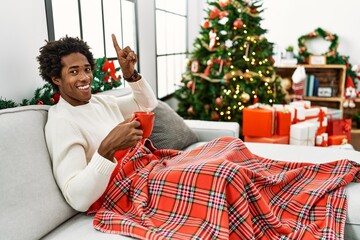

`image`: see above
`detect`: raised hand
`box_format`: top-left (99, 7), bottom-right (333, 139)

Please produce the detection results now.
top-left (111, 34), bottom-right (137, 79)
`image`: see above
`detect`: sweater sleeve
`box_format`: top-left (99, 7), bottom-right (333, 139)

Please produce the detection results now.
top-left (45, 118), bottom-right (117, 212)
top-left (116, 77), bottom-right (158, 119)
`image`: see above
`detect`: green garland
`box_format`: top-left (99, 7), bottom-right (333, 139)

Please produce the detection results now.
top-left (0, 57), bottom-right (122, 110)
top-left (297, 27), bottom-right (339, 64)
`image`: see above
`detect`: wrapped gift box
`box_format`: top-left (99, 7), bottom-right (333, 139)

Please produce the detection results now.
top-left (290, 122), bottom-right (317, 146)
top-left (276, 110), bottom-right (291, 136)
top-left (326, 119), bottom-right (352, 143)
top-left (242, 104), bottom-right (275, 137)
top-left (328, 135), bottom-right (348, 146)
top-left (290, 100), bottom-right (311, 109)
top-left (244, 135), bottom-right (289, 144)
top-left (327, 108), bottom-right (343, 120)
top-left (273, 104), bottom-right (305, 124)
top-left (304, 107), bottom-right (327, 134)
top-left (315, 133), bottom-right (328, 147)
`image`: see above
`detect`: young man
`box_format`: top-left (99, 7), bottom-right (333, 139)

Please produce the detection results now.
top-left (37, 34), bottom-right (158, 212)
top-left (38, 35), bottom-right (359, 240)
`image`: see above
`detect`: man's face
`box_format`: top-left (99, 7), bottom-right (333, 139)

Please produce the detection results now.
top-left (52, 52), bottom-right (93, 106)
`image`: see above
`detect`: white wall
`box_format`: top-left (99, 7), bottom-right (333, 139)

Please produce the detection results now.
top-left (1, 0), bottom-right (360, 102)
top-left (262, 0), bottom-right (360, 64)
top-left (0, 0), bottom-right (48, 102)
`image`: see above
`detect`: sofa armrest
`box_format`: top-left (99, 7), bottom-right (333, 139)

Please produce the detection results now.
top-left (184, 120), bottom-right (240, 142)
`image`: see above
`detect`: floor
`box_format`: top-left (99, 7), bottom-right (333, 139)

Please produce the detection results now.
top-left (351, 131), bottom-right (360, 151)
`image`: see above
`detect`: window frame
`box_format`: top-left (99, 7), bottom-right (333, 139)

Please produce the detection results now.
top-left (44, 0), bottom-right (139, 61)
top-left (154, 0), bottom-right (189, 99)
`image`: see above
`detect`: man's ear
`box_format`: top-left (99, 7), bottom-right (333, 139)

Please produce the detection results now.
top-left (52, 76), bottom-right (61, 86)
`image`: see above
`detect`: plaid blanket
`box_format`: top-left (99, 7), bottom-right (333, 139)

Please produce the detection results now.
top-left (91, 137), bottom-right (359, 239)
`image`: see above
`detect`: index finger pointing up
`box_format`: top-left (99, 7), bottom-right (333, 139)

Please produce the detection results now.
top-left (112, 34), bottom-right (124, 58)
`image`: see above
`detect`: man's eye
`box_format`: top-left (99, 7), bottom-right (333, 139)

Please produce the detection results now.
top-left (70, 70), bottom-right (78, 74)
top-left (85, 68), bottom-right (92, 72)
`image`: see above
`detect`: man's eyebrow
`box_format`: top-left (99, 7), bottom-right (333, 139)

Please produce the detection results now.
top-left (67, 64), bottom-right (91, 70)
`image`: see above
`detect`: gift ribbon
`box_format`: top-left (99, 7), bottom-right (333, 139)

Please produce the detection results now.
top-left (102, 59), bottom-right (118, 81)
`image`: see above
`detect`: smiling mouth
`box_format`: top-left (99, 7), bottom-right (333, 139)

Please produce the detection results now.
top-left (77, 84), bottom-right (90, 91)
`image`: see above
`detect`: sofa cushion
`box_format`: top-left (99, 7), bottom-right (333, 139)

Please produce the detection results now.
top-left (0, 105), bottom-right (77, 240)
top-left (149, 100), bottom-right (198, 150)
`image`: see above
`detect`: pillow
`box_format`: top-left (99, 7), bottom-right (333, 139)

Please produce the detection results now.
top-left (149, 100), bottom-right (198, 150)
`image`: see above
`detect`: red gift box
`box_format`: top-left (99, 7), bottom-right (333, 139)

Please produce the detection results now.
top-left (328, 135), bottom-right (348, 146)
top-left (276, 110), bottom-right (291, 136)
top-left (243, 104), bottom-right (274, 137)
top-left (326, 119), bottom-right (352, 143)
top-left (244, 135), bottom-right (289, 144)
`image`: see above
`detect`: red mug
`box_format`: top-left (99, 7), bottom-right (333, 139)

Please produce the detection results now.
top-left (134, 111), bottom-right (155, 139)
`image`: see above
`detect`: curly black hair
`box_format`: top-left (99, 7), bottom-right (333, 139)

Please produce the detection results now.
top-left (37, 36), bottom-right (95, 92)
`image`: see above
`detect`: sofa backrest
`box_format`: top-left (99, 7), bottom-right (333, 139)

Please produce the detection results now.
top-left (0, 105), bottom-right (77, 240)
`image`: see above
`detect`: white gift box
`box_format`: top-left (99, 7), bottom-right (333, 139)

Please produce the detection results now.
top-left (290, 122), bottom-right (317, 146)
top-left (304, 107), bottom-right (328, 128)
top-left (290, 100), bottom-right (311, 109)
top-left (327, 108), bottom-right (343, 120)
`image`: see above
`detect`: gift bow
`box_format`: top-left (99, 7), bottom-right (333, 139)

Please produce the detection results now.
top-left (102, 59), bottom-right (118, 81)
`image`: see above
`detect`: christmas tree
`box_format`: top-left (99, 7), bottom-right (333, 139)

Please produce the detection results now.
top-left (175, 0), bottom-right (285, 125)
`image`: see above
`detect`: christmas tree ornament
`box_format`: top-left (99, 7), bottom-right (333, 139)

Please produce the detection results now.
top-left (219, 17), bottom-right (229, 25)
top-left (219, 0), bottom-right (231, 8)
top-left (202, 20), bottom-right (211, 28)
top-left (209, 6), bottom-right (220, 19)
top-left (211, 112), bottom-right (220, 120)
top-left (233, 19), bottom-right (243, 29)
top-left (225, 39), bottom-right (233, 48)
top-left (241, 92), bottom-right (250, 102)
top-left (191, 60), bottom-right (200, 73)
top-left (209, 30), bottom-right (217, 50)
top-left (187, 80), bottom-right (194, 89)
top-left (215, 97), bottom-right (223, 106)
top-left (187, 106), bottom-right (194, 115)
top-left (219, 10), bottom-right (229, 19)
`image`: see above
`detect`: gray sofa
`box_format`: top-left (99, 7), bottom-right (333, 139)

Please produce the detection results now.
top-left (1, 87), bottom-right (360, 240)
top-left (0, 92), bottom-right (239, 240)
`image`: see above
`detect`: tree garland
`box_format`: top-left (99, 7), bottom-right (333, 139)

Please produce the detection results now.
top-left (0, 57), bottom-right (122, 110)
top-left (297, 27), bottom-right (339, 64)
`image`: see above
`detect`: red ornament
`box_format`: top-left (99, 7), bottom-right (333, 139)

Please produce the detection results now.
top-left (187, 81), bottom-right (194, 89)
top-left (204, 104), bottom-right (210, 111)
top-left (233, 19), bottom-right (243, 29)
top-left (211, 112), bottom-right (220, 120)
top-left (215, 97), bottom-right (223, 106)
top-left (202, 20), bottom-right (211, 29)
top-left (53, 93), bottom-right (60, 104)
top-left (37, 100), bottom-right (44, 105)
top-left (219, 11), bottom-right (229, 19)
top-left (187, 106), bottom-right (194, 115)
top-left (219, 0), bottom-right (231, 8)
top-left (209, 6), bottom-right (220, 19)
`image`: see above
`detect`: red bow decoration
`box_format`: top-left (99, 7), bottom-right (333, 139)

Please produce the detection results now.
top-left (343, 122), bottom-right (351, 132)
top-left (102, 59), bottom-right (118, 82)
top-left (316, 108), bottom-right (327, 135)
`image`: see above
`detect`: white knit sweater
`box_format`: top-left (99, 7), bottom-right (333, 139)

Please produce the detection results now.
top-left (45, 78), bottom-right (158, 212)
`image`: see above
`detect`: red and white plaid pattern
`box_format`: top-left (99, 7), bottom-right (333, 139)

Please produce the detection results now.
top-left (91, 137), bottom-right (359, 239)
